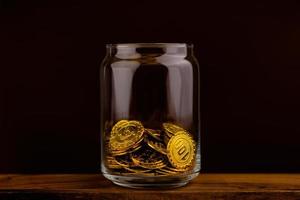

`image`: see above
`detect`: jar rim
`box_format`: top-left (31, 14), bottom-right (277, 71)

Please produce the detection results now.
top-left (106, 43), bottom-right (193, 48)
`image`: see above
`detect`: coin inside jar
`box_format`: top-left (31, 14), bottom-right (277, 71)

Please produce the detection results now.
top-left (124, 166), bottom-right (153, 174)
top-left (131, 146), bottom-right (167, 169)
top-left (106, 156), bottom-right (123, 169)
top-left (105, 120), bottom-right (196, 177)
top-left (109, 120), bottom-right (144, 155)
top-left (145, 128), bottom-right (163, 142)
top-left (115, 154), bottom-right (136, 168)
top-left (167, 131), bottom-right (195, 169)
top-left (146, 136), bottom-right (167, 155)
top-left (162, 122), bottom-right (185, 137)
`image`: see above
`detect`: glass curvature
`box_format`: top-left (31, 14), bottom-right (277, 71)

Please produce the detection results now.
top-left (100, 43), bottom-right (200, 188)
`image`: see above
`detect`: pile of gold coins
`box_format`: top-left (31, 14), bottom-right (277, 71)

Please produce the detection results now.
top-left (105, 120), bottom-right (196, 176)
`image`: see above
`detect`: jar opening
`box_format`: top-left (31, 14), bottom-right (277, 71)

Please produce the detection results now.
top-left (106, 43), bottom-right (193, 49)
top-left (106, 43), bottom-right (193, 58)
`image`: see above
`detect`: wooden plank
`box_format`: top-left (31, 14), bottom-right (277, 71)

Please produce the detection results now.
top-left (0, 174), bottom-right (299, 199)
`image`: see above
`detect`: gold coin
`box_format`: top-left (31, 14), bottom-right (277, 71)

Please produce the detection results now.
top-left (109, 120), bottom-right (144, 154)
top-left (131, 147), bottom-right (166, 169)
top-left (124, 166), bottom-right (152, 174)
top-left (110, 137), bottom-right (143, 156)
top-left (156, 168), bottom-right (178, 175)
top-left (107, 164), bottom-right (122, 169)
top-left (145, 128), bottom-right (163, 142)
top-left (154, 172), bottom-right (168, 176)
top-left (154, 170), bottom-right (170, 176)
top-left (106, 156), bottom-right (123, 169)
top-left (115, 154), bottom-right (136, 168)
top-left (146, 137), bottom-right (167, 155)
top-left (131, 157), bottom-right (166, 169)
top-left (167, 131), bottom-right (195, 169)
top-left (162, 122), bottom-right (185, 137)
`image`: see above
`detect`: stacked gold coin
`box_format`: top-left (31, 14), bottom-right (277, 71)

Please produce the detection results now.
top-left (106, 120), bottom-right (196, 176)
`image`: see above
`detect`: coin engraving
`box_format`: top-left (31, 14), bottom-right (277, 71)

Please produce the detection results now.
top-left (167, 131), bottom-right (195, 169)
top-left (109, 120), bottom-right (144, 155)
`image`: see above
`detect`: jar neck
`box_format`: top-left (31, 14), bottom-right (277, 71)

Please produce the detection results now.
top-left (106, 43), bottom-right (193, 59)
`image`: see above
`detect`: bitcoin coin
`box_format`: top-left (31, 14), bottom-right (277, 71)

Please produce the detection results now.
top-left (167, 131), bottom-right (195, 169)
top-left (162, 122), bottom-right (185, 137)
top-left (109, 120), bottom-right (144, 155)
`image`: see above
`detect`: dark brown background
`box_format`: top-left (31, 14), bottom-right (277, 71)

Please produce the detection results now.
top-left (0, 0), bottom-right (300, 173)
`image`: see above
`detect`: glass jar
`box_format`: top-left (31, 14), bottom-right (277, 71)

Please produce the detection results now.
top-left (100, 43), bottom-right (200, 188)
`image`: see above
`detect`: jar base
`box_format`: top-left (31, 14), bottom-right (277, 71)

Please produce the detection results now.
top-left (113, 180), bottom-right (188, 189)
top-left (103, 172), bottom-right (199, 189)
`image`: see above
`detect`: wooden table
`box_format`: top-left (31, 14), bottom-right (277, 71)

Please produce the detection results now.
top-left (0, 174), bottom-right (299, 199)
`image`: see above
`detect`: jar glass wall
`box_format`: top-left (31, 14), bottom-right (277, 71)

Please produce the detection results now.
top-left (100, 43), bottom-right (200, 188)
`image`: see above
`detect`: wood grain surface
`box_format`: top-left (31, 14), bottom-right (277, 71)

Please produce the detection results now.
top-left (0, 174), bottom-right (299, 199)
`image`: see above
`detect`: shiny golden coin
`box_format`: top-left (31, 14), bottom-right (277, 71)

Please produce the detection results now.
top-left (162, 122), bottom-right (185, 137)
top-left (112, 120), bottom-right (128, 130)
top-left (167, 131), bottom-right (195, 169)
top-left (146, 137), bottom-right (167, 155)
top-left (145, 128), bottom-right (163, 142)
top-left (109, 120), bottom-right (144, 154)
top-left (129, 135), bottom-right (144, 150)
